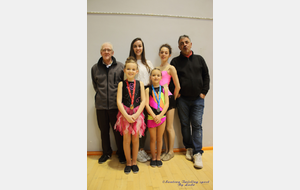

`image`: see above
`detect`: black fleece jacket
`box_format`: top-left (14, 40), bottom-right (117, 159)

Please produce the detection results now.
top-left (91, 56), bottom-right (124, 110)
top-left (170, 51), bottom-right (210, 100)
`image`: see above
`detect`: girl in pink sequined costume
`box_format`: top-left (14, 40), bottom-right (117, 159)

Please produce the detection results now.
top-left (114, 57), bottom-right (146, 174)
top-left (145, 68), bottom-right (169, 167)
top-left (157, 44), bottom-right (181, 161)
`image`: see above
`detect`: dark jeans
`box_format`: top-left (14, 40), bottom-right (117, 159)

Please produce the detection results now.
top-left (96, 109), bottom-right (124, 158)
top-left (177, 97), bottom-right (205, 155)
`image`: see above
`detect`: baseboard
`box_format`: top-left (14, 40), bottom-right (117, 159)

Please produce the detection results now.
top-left (87, 146), bottom-right (213, 155)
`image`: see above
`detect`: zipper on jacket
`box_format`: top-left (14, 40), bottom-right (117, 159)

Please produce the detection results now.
top-left (106, 67), bottom-right (109, 109)
top-left (114, 73), bottom-right (116, 84)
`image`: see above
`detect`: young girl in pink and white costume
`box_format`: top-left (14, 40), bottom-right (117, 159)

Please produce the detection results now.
top-left (114, 57), bottom-right (146, 174)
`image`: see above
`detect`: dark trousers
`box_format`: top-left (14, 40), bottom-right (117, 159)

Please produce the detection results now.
top-left (96, 109), bottom-right (124, 157)
top-left (177, 97), bottom-right (204, 155)
top-left (139, 109), bottom-right (148, 149)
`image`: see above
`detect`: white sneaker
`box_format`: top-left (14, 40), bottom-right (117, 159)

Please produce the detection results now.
top-left (137, 150), bottom-right (147, 163)
top-left (193, 153), bottom-right (203, 169)
top-left (141, 150), bottom-right (151, 161)
top-left (161, 152), bottom-right (167, 159)
top-left (186, 148), bottom-right (193, 161)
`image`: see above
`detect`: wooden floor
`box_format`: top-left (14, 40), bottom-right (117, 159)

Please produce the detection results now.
top-left (87, 150), bottom-right (213, 190)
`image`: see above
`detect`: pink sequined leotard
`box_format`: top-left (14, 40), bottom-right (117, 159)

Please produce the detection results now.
top-left (160, 70), bottom-right (172, 96)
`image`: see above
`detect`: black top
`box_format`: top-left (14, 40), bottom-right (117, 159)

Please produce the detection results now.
top-left (170, 51), bottom-right (210, 100)
top-left (122, 80), bottom-right (141, 108)
top-left (149, 86), bottom-right (162, 97)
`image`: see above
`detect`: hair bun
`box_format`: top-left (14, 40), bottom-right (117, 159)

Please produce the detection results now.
top-left (126, 56), bottom-right (136, 63)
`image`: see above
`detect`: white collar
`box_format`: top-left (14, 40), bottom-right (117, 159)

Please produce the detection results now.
top-left (103, 61), bottom-right (113, 68)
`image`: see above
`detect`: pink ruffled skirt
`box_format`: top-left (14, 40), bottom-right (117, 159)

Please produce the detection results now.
top-left (114, 104), bottom-right (146, 137)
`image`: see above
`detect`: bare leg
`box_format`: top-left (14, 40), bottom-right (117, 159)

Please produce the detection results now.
top-left (149, 127), bottom-right (157, 160)
top-left (156, 121), bottom-right (166, 161)
top-left (123, 132), bottom-right (132, 166)
top-left (163, 128), bottom-right (168, 153)
top-left (131, 134), bottom-right (139, 165)
top-left (166, 109), bottom-right (175, 154)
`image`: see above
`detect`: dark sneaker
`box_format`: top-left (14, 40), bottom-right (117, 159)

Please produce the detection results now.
top-left (156, 160), bottom-right (163, 167)
top-left (98, 155), bottom-right (111, 164)
top-left (119, 156), bottom-right (126, 164)
top-left (150, 160), bottom-right (156, 167)
top-left (131, 165), bottom-right (139, 174)
top-left (124, 165), bottom-right (131, 174)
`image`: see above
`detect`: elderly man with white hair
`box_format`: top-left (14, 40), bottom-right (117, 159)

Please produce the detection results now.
top-left (91, 42), bottom-right (126, 164)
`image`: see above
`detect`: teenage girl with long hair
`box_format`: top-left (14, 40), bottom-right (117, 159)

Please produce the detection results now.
top-left (157, 44), bottom-right (181, 161)
top-left (128, 38), bottom-right (154, 162)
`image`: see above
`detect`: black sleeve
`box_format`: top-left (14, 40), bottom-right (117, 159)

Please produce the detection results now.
top-left (91, 66), bottom-right (97, 91)
top-left (200, 56), bottom-right (210, 95)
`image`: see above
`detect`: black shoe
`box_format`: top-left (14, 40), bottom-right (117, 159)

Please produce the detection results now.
top-left (150, 160), bottom-right (156, 167)
top-left (98, 155), bottom-right (110, 164)
top-left (119, 156), bottom-right (126, 164)
top-left (124, 165), bottom-right (131, 174)
top-left (156, 160), bottom-right (163, 167)
top-left (131, 165), bottom-right (139, 174)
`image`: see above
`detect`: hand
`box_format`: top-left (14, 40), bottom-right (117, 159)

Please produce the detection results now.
top-left (125, 115), bottom-right (135, 123)
top-left (200, 93), bottom-right (206, 99)
top-left (154, 115), bottom-right (162, 124)
top-left (155, 118), bottom-right (161, 124)
top-left (131, 113), bottom-right (138, 121)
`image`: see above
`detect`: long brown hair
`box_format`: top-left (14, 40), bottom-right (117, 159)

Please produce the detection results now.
top-left (159, 44), bottom-right (172, 55)
top-left (129, 38), bottom-right (151, 73)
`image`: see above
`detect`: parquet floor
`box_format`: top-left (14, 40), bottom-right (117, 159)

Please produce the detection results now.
top-left (87, 150), bottom-right (213, 190)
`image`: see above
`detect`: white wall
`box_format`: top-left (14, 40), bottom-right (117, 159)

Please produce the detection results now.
top-left (87, 0), bottom-right (213, 151)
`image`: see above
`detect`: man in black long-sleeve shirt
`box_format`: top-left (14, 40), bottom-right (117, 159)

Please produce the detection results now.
top-left (170, 35), bottom-right (210, 169)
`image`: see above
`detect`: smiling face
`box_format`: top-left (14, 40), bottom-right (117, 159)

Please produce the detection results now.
top-left (150, 69), bottom-right (162, 86)
top-left (124, 62), bottom-right (138, 81)
top-left (132, 40), bottom-right (143, 59)
top-left (159, 47), bottom-right (171, 62)
top-left (178, 37), bottom-right (192, 56)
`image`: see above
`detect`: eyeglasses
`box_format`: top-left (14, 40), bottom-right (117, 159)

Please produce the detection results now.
top-left (101, 49), bottom-right (112, 52)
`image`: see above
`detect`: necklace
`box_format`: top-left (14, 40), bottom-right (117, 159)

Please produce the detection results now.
top-left (152, 85), bottom-right (161, 113)
top-left (126, 80), bottom-right (136, 110)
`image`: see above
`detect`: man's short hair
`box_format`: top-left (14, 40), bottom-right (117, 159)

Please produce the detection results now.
top-left (178, 35), bottom-right (191, 44)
